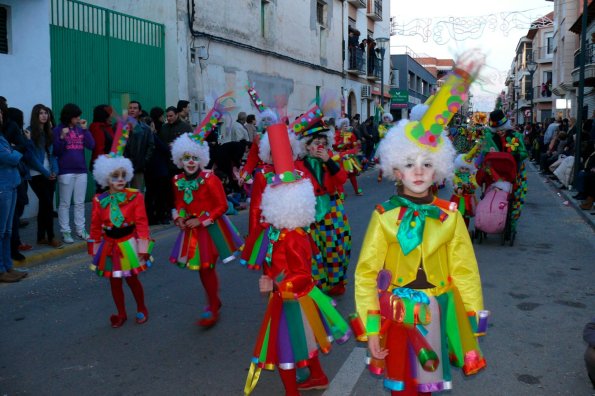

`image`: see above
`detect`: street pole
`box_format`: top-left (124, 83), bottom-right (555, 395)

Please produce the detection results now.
top-left (574, 0), bottom-right (588, 189)
top-left (380, 48), bottom-right (385, 109)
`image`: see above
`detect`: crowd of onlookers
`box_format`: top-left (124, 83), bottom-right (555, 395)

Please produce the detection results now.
top-left (519, 115), bottom-right (595, 211)
top-left (0, 96), bottom-right (262, 282)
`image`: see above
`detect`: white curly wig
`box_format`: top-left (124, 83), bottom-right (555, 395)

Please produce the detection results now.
top-left (260, 179), bottom-right (316, 229)
top-left (454, 153), bottom-right (477, 174)
top-left (258, 130), bottom-right (302, 164)
top-left (376, 120), bottom-right (456, 183)
top-left (381, 112), bottom-right (394, 123)
top-left (92, 155), bottom-right (134, 189)
top-left (171, 133), bottom-right (210, 169)
top-left (335, 117), bottom-right (350, 129)
top-left (410, 104), bottom-right (429, 122)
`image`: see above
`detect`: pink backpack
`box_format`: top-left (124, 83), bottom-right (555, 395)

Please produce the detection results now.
top-left (475, 187), bottom-right (508, 233)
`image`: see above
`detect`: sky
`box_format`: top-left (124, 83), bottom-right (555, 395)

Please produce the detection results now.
top-left (389, 0), bottom-right (555, 111)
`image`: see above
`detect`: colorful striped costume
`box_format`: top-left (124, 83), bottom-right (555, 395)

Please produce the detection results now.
top-left (89, 188), bottom-right (153, 278)
top-left (169, 170), bottom-right (243, 269)
top-left (245, 227), bottom-right (350, 394)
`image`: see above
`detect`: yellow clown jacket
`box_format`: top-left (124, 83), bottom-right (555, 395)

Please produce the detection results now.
top-left (354, 197), bottom-right (484, 332)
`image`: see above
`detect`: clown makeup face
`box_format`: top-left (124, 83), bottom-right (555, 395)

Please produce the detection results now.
top-left (306, 136), bottom-right (327, 156)
top-left (182, 153), bottom-right (200, 175)
top-left (108, 168), bottom-right (128, 192)
top-left (394, 155), bottom-right (436, 198)
top-left (459, 166), bottom-right (470, 174)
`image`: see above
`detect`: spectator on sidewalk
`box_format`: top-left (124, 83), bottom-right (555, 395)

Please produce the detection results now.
top-left (89, 105), bottom-right (114, 193)
top-left (124, 101), bottom-right (154, 191)
top-left (177, 100), bottom-right (191, 124)
top-left (543, 117), bottom-right (560, 151)
top-left (5, 107), bottom-right (33, 260)
top-left (145, 111), bottom-right (171, 225)
top-left (150, 107), bottom-right (165, 135)
top-left (26, 104), bottom-right (62, 249)
top-left (245, 114), bottom-right (257, 144)
top-left (0, 107), bottom-right (28, 282)
top-left (53, 103), bottom-right (95, 244)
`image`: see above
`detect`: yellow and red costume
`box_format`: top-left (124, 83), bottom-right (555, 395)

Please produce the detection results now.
top-left (355, 195), bottom-right (487, 393)
top-left (89, 188), bottom-right (152, 277)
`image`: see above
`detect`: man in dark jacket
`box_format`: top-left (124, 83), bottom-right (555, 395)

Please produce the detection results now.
top-left (159, 106), bottom-right (192, 169)
top-left (124, 101), bottom-right (155, 191)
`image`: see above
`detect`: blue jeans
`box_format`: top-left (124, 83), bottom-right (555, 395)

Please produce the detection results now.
top-left (0, 188), bottom-right (17, 272)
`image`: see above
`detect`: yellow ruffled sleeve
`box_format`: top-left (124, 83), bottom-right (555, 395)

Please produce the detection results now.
top-left (354, 210), bottom-right (389, 334)
top-left (446, 211), bottom-right (484, 315)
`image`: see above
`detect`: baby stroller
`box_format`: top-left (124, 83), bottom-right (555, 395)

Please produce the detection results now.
top-left (473, 152), bottom-right (518, 246)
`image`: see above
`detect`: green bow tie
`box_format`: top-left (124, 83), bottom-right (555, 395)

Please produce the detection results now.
top-left (100, 192), bottom-right (127, 228)
top-left (264, 227), bottom-right (281, 269)
top-left (177, 178), bottom-right (200, 204)
top-left (390, 196), bottom-right (442, 256)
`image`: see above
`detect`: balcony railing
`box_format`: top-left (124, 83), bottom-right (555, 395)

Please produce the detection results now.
top-left (574, 42), bottom-right (595, 68)
top-left (535, 45), bottom-right (554, 61)
top-left (367, 55), bottom-right (381, 80)
top-left (367, 0), bottom-right (382, 21)
top-left (347, 46), bottom-right (366, 75)
top-left (534, 85), bottom-right (553, 100)
top-left (346, 0), bottom-right (366, 8)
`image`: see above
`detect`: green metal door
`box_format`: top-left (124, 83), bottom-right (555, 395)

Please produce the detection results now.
top-left (50, 0), bottom-right (165, 198)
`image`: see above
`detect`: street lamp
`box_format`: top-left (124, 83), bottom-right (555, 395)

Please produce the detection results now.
top-left (376, 37), bottom-right (389, 109)
top-left (527, 60), bottom-right (537, 124)
top-left (514, 85), bottom-right (520, 125)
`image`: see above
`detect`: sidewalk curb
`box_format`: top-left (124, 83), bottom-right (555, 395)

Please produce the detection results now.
top-left (529, 162), bottom-right (595, 233)
top-left (13, 242), bottom-right (86, 268)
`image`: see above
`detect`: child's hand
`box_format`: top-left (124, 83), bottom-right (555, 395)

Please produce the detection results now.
top-left (259, 275), bottom-right (273, 294)
top-left (367, 335), bottom-right (388, 360)
top-left (175, 217), bottom-right (186, 229)
top-left (185, 218), bottom-right (201, 228)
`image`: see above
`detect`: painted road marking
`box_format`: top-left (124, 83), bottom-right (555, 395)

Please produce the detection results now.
top-left (323, 346), bottom-right (367, 396)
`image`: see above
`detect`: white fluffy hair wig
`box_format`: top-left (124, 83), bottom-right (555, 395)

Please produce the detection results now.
top-left (382, 112), bottom-right (394, 123)
top-left (410, 104), bottom-right (429, 122)
top-left (171, 133), bottom-right (210, 169)
top-left (376, 120), bottom-right (456, 182)
top-left (258, 130), bottom-right (302, 164)
top-left (335, 117), bottom-right (350, 129)
top-left (454, 153), bottom-right (477, 173)
top-left (92, 155), bottom-right (134, 189)
top-left (490, 119), bottom-right (512, 131)
top-left (256, 108), bottom-right (279, 129)
top-left (260, 179), bottom-right (316, 229)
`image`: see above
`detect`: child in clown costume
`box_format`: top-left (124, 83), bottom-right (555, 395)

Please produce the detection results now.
top-left (294, 117), bottom-right (351, 297)
top-left (169, 96), bottom-right (243, 327)
top-left (244, 124), bottom-right (350, 396)
top-left (89, 120), bottom-right (152, 328)
top-left (354, 52), bottom-right (488, 395)
top-left (333, 117), bottom-right (363, 196)
top-left (449, 148), bottom-right (480, 229)
top-left (240, 115), bottom-right (304, 270)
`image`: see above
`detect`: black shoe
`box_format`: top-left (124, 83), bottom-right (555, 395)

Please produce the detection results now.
top-left (11, 252), bottom-right (26, 261)
top-left (18, 219), bottom-right (29, 228)
top-left (573, 193), bottom-right (587, 200)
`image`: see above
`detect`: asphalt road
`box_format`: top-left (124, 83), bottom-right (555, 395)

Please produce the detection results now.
top-left (1, 165), bottom-right (594, 396)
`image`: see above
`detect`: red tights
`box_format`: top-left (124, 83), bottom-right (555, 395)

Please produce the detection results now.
top-left (109, 275), bottom-right (147, 319)
top-left (199, 268), bottom-right (221, 311)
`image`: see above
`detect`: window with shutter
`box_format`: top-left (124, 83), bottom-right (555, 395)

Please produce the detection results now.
top-left (0, 6), bottom-right (8, 54)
